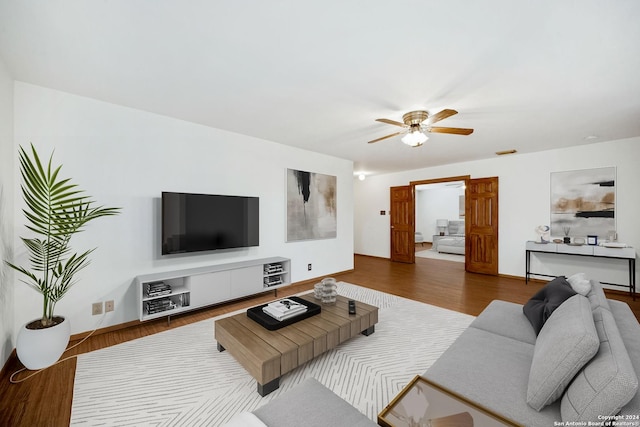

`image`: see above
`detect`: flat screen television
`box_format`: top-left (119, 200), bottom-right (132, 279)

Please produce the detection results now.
top-left (161, 192), bottom-right (259, 255)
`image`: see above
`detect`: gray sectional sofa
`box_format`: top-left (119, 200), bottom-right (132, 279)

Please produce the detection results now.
top-left (227, 278), bottom-right (639, 427)
top-left (425, 278), bottom-right (640, 426)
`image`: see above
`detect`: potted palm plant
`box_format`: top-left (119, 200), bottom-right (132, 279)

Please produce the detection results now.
top-left (6, 144), bottom-right (120, 369)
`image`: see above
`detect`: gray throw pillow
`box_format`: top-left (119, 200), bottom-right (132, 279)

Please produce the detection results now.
top-left (523, 276), bottom-right (577, 335)
top-left (527, 295), bottom-right (599, 411)
top-left (561, 308), bottom-right (639, 422)
top-left (586, 279), bottom-right (611, 312)
top-left (567, 272), bottom-right (592, 296)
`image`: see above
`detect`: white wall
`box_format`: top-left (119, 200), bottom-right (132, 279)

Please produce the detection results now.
top-left (354, 138), bottom-right (640, 290)
top-left (416, 187), bottom-right (464, 241)
top-left (11, 82), bottom-right (354, 336)
top-left (0, 55), bottom-right (14, 367)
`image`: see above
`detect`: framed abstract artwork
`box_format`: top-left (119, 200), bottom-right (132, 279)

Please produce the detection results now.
top-left (286, 168), bottom-right (337, 242)
top-left (550, 167), bottom-right (616, 239)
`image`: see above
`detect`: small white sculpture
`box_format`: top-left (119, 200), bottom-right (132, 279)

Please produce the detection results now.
top-left (535, 225), bottom-right (550, 243)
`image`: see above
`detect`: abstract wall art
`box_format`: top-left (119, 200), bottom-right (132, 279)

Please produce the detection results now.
top-left (286, 168), bottom-right (337, 242)
top-left (550, 167), bottom-right (616, 238)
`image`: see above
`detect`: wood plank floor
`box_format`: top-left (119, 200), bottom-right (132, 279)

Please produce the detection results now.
top-left (1, 254), bottom-right (638, 426)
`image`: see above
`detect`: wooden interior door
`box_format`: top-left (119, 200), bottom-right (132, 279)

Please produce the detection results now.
top-left (466, 177), bottom-right (499, 275)
top-left (390, 185), bottom-right (415, 263)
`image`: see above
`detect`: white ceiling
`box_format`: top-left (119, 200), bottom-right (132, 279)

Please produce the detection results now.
top-left (1, 1), bottom-right (639, 175)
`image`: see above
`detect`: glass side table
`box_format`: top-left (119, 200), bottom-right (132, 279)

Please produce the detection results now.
top-left (378, 375), bottom-right (519, 427)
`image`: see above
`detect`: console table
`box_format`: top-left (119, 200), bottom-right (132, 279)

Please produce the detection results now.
top-left (525, 241), bottom-right (636, 300)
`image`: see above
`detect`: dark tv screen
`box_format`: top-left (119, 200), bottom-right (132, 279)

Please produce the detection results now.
top-left (162, 192), bottom-right (259, 255)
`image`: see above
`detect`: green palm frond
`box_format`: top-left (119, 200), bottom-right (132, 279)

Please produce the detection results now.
top-left (5, 144), bottom-right (121, 326)
top-left (21, 237), bottom-right (68, 273)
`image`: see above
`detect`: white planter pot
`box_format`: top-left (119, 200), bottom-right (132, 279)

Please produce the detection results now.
top-left (16, 316), bottom-right (71, 370)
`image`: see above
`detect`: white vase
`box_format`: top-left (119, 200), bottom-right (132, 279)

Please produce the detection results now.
top-left (16, 316), bottom-right (71, 370)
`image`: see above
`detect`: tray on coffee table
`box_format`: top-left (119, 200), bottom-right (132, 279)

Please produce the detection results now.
top-left (247, 296), bottom-right (321, 330)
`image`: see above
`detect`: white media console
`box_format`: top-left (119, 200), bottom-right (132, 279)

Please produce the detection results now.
top-left (135, 257), bottom-right (291, 321)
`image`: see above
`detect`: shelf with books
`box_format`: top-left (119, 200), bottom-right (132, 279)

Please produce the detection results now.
top-left (136, 257), bottom-right (291, 322)
top-left (141, 280), bottom-right (190, 302)
top-left (137, 276), bottom-right (191, 321)
top-left (143, 293), bottom-right (191, 317)
top-left (262, 260), bottom-right (290, 290)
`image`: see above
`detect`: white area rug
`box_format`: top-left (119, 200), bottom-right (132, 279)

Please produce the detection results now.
top-left (416, 249), bottom-right (465, 263)
top-left (70, 282), bottom-right (474, 426)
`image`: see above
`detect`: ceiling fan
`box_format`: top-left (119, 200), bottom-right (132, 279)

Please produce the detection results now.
top-left (368, 109), bottom-right (473, 147)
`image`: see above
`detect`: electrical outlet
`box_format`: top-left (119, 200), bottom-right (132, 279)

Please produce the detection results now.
top-left (307, 263), bottom-right (312, 271)
top-left (105, 300), bottom-right (115, 312)
top-left (92, 302), bottom-right (103, 315)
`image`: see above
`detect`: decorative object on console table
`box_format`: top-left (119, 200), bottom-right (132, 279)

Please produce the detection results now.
top-left (286, 168), bottom-right (337, 242)
top-left (587, 235), bottom-right (598, 245)
top-left (602, 242), bottom-right (628, 248)
top-left (572, 237), bottom-right (585, 246)
top-left (534, 225), bottom-right (550, 243)
top-left (436, 219), bottom-right (448, 236)
top-left (378, 375), bottom-right (518, 427)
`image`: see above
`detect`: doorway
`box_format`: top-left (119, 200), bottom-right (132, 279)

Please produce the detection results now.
top-left (414, 180), bottom-right (466, 263)
top-left (390, 175), bottom-right (499, 275)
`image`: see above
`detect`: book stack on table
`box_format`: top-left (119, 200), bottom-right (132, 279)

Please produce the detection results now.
top-left (262, 298), bottom-right (307, 321)
top-left (145, 281), bottom-right (172, 297)
top-left (144, 298), bottom-right (176, 315)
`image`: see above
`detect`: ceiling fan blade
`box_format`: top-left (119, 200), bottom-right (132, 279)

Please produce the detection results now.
top-left (428, 109), bottom-right (458, 124)
top-left (428, 126), bottom-right (474, 135)
top-left (375, 118), bottom-right (407, 128)
top-left (367, 131), bottom-right (403, 143)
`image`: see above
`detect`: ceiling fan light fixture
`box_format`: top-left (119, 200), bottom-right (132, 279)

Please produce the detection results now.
top-left (401, 127), bottom-right (428, 147)
top-left (367, 108), bottom-right (472, 145)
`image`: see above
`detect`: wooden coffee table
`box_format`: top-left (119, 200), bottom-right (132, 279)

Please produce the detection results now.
top-left (215, 294), bottom-right (378, 395)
